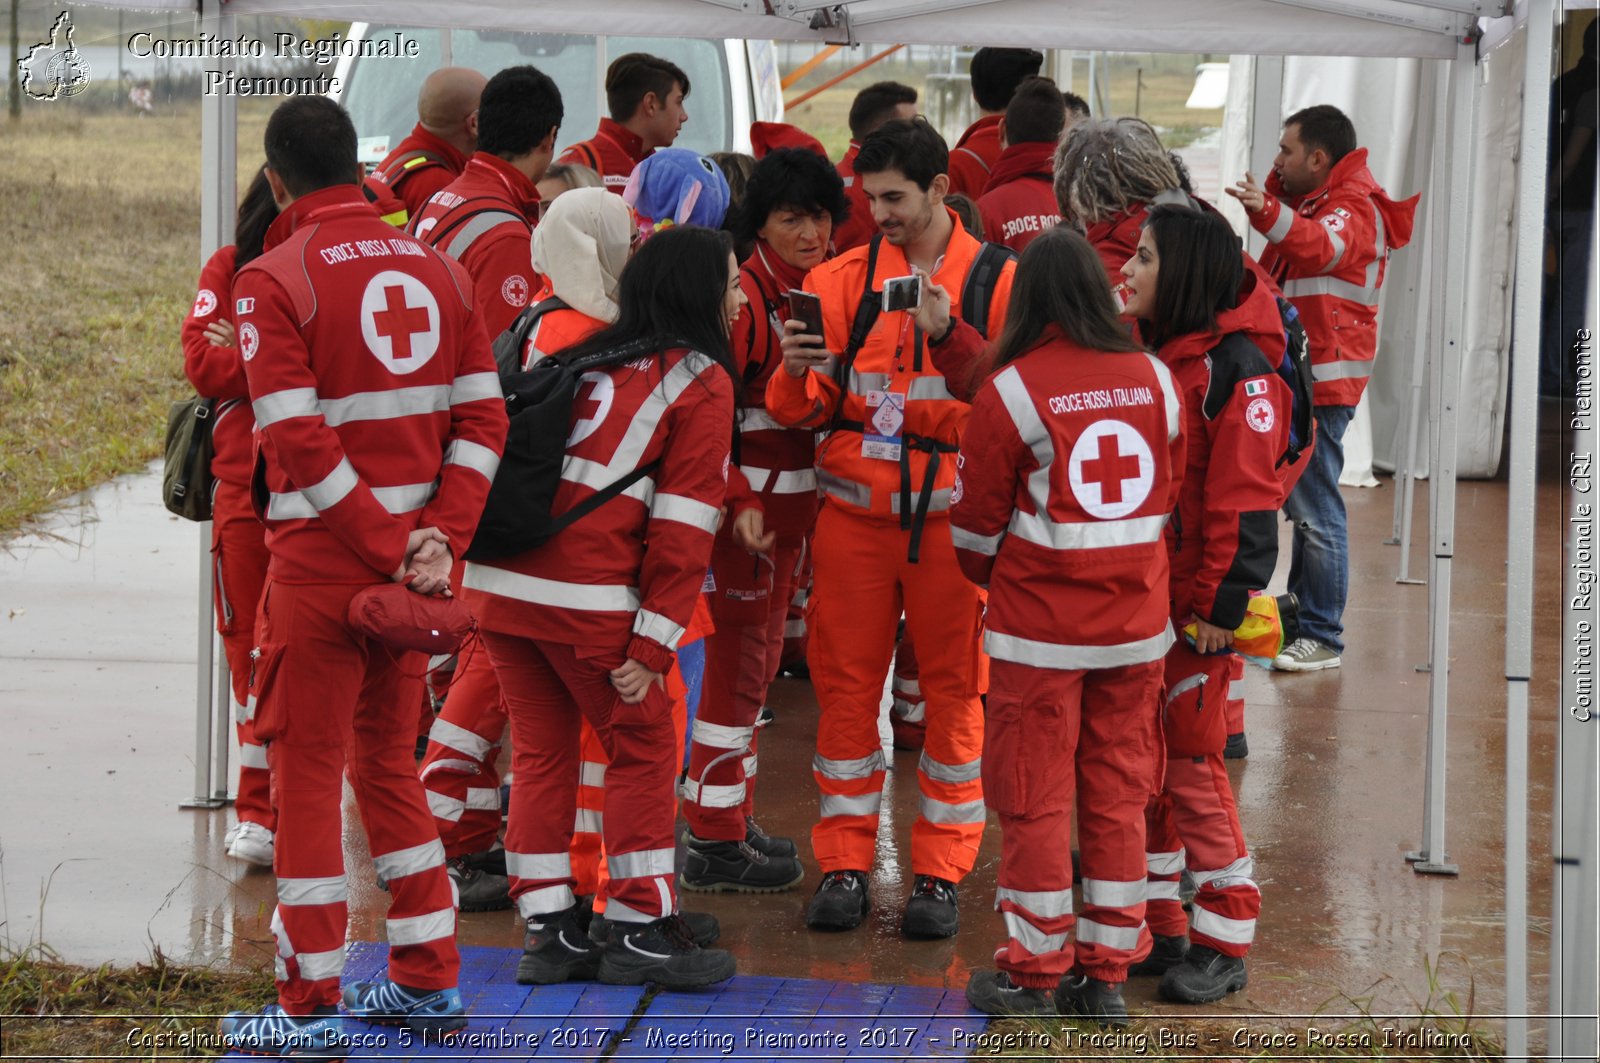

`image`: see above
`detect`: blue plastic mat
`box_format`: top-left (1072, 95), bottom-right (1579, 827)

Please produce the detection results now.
top-left (222, 942), bottom-right (986, 1060)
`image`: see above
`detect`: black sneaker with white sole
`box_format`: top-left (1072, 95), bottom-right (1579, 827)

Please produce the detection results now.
top-left (597, 913), bottom-right (736, 989)
top-left (680, 833), bottom-right (804, 893)
top-left (589, 908), bottom-right (720, 948)
top-left (517, 906), bottom-right (601, 984)
top-left (900, 875), bottom-right (959, 939)
top-left (804, 870), bottom-right (870, 930)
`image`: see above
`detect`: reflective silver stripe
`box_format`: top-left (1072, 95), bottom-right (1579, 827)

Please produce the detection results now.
top-left (561, 351), bottom-right (716, 485)
top-left (426, 790), bottom-right (465, 821)
top-left (278, 875), bottom-right (348, 907)
top-left (996, 885), bottom-right (1074, 919)
top-left (1311, 358), bottom-right (1375, 382)
top-left (692, 719), bottom-right (753, 750)
top-left (918, 751), bottom-right (981, 784)
top-left (561, 456), bottom-right (655, 504)
top-left (319, 384), bottom-right (450, 426)
top-left (233, 693), bottom-right (257, 724)
top-left (574, 808), bottom-right (603, 833)
top-left (984, 626), bottom-right (1174, 669)
top-left (387, 907), bottom-right (455, 946)
top-left (1195, 854), bottom-right (1256, 891)
top-left (1147, 880), bottom-right (1182, 900)
top-left (266, 479), bottom-right (434, 522)
top-left (1145, 353), bottom-right (1182, 442)
top-left (1009, 512), bottom-right (1167, 552)
top-left (1165, 672), bottom-right (1209, 707)
top-left (516, 884), bottom-right (575, 919)
top-left (634, 609), bottom-right (686, 650)
top-left (1264, 203), bottom-right (1294, 243)
top-left (739, 408), bottom-right (789, 433)
top-left (922, 796), bottom-right (986, 824)
top-left (650, 492), bottom-right (720, 534)
top-left (894, 676), bottom-right (921, 696)
top-left (892, 696), bottom-right (926, 723)
top-left (1002, 911), bottom-right (1068, 955)
top-left (691, 781), bottom-right (747, 808)
top-left (603, 899), bottom-right (656, 924)
top-left (579, 761), bottom-right (607, 788)
top-left (742, 754), bottom-right (758, 777)
top-left (296, 947), bottom-right (347, 982)
top-left (239, 742), bottom-right (269, 770)
top-left (1282, 275), bottom-right (1379, 305)
top-left (1146, 850), bottom-right (1185, 876)
top-left (1193, 907), bottom-right (1257, 946)
top-left (817, 469), bottom-right (872, 508)
top-left (1075, 917), bottom-right (1142, 950)
top-left (428, 718), bottom-right (494, 760)
top-left (444, 438), bottom-right (500, 482)
top-left (608, 847), bottom-right (675, 880)
top-left (784, 619), bottom-right (805, 638)
top-left (908, 377), bottom-right (956, 402)
top-left (419, 757), bottom-right (476, 781)
top-left (373, 839), bottom-right (445, 883)
top-left (1325, 227), bottom-right (1347, 269)
top-left (253, 387), bottom-right (320, 428)
top-left (740, 466), bottom-right (818, 494)
top-left (301, 457), bottom-right (359, 511)
top-left (848, 369), bottom-right (890, 395)
top-left (444, 210), bottom-right (524, 259)
top-left (993, 366), bottom-right (1056, 538)
top-left (890, 487), bottom-right (952, 515)
top-left (451, 371), bottom-right (502, 406)
top-left (813, 749), bottom-right (885, 780)
top-left (465, 787), bottom-right (499, 810)
top-left (950, 523), bottom-right (1004, 556)
top-left (1080, 878), bottom-right (1146, 909)
top-left (820, 791), bottom-right (882, 818)
top-left (463, 565), bottom-right (641, 613)
top-left (507, 851), bottom-right (571, 880)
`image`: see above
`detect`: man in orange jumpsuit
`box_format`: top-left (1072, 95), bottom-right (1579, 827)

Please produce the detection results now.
top-left (768, 118), bottom-right (1014, 939)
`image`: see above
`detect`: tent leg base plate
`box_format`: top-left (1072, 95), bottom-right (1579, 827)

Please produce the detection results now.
top-left (1397, 578), bottom-right (1426, 585)
top-left (1410, 860), bottom-right (1460, 876)
top-left (1383, 536), bottom-right (1401, 545)
top-left (179, 798), bottom-right (230, 810)
top-left (1415, 663), bottom-right (1432, 673)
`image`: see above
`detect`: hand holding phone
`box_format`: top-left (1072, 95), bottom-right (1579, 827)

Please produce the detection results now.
top-left (882, 274), bottom-right (924, 313)
top-left (781, 289), bottom-right (830, 378)
top-left (786, 289), bottom-right (825, 343)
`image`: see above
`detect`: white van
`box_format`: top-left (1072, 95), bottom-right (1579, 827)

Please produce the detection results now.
top-left (331, 23), bottom-right (785, 165)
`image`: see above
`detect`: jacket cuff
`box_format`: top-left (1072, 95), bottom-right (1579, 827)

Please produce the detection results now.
top-left (626, 635), bottom-right (675, 676)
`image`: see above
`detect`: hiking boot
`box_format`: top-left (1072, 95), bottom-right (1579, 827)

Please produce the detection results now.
top-left (1129, 933), bottom-right (1190, 976)
top-left (448, 857), bottom-right (511, 912)
top-left (901, 875), bottom-right (959, 939)
top-left (680, 833), bottom-right (804, 893)
top-left (226, 821), bottom-right (274, 868)
top-left (965, 969), bottom-right (1057, 1016)
top-left (1159, 944), bottom-right (1248, 1003)
top-left (745, 816), bottom-right (798, 859)
top-left (219, 1004), bottom-right (345, 1059)
top-left (1273, 637), bottom-right (1341, 672)
top-left (1224, 732), bottom-right (1249, 759)
top-left (518, 906), bottom-right (602, 984)
top-left (597, 913), bottom-right (736, 989)
top-left (805, 870), bottom-right (870, 930)
top-left (1057, 975), bottom-right (1131, 1027)
top-left (341, 979), bottom-right (467, 1035)
top-left (590, 908), bottom-right (720, 948)
top-left (756, 704), bottom-right (776, 727)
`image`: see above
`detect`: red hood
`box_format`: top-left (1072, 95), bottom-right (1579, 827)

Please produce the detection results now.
top-left (1266, 148), bottom-right (1419, 251)
top-left (262, 185), bottom-right (373, 250)
top-left (751, 122), bottom-right (829, 161)
top-left (981, 141), bottom-right (1056, 196)
top-left (1156, 265), bottom-right (1285, 366)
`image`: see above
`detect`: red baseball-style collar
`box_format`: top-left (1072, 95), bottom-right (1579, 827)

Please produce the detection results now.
top-left (463, 152), bottom-right (542, 218)
top-left (262, 184), bottom-right (374, 251)
top-left (597, 117), bottom-right (651, 165)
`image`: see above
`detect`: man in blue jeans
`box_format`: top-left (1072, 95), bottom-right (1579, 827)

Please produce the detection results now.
top-left (1229, 106), bottom-right (1419, 671)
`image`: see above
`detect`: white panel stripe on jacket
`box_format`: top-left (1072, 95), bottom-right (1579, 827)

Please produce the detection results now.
top-left (649, 492), bottom-right (721, 534)
top-left (1080, 877), bottom-right (1147, 909)
top-left (848, 370), bottom-right (957, 404)
top-left (239, 742), bottom-right (269, 770)
top-left (985, 626), bottom-right (1175, 669)
top-left (574, 808), bottom-right (602, 834)
top-left (950, 524), bottom-right (1004, 556)
top-left (1193, 907), bottom-right (1258, 945)
top-left (517, 884), bottom-right (576, 920)
top-left (561, 351), bottom-right (716, 484)
top-left (634, 609), bottom-right (686, 650)
top-left (1196, 854), bottom-right (1257, 891)
top-left (740, 466), bottom-right (818, 494)
top-left (463, 564), bottom-right (640, 613)
top-left (1009, 511), bottom-right (1168, 552)
top-left (1144, 353), bottom-right (1183, 441)
top-left (427, 718), bottom-right (495, 760)
top-left (820, 791), bottom-right (882, 818)
top-left (253, 387), bottom-right (320, 428)
top-left (561, 457), bottom-right (657, 503)
top-left (890, 487), bottom-right (953, 515)
top-left (300, 456), bottom-right (360, 511)
top-left (1282, 274), bottom-right (1381, 306)
top-left (814, 749), bottom-right (886, 780)
top-left (1324, 227), bottom-right (1347, 269)
top-left (387, 907), bottom-right (456, 946)
top-left (507, 851), bottom-right (573, 881)
top-left (277, 874), bottom-right (348, 907)
top-left (443, 209), bottom-right (526, 259)
top-left (426, 790), bottom-right (466, 822)
top-left (918, 751), bottom-right (982, 784)
top-left (1146, 849), bottom-right (1185, 876)
top-left (992, 365), bottom-right (1056, 538)
top-left (921, 796), bottom-right (986, 824)
top-left (373, 839), bottom-right (446, 883)
top-left (608, 847), bottom-right (675, 880)
top-left (1075, 916), bottom-right (1142, 951)
top-left (451, 371), bottom-right (502, 406)
top-left (1311, 359), bottom-right (1375, 382)
top-left (816, 469), bottom-right (871, 508)
top-left (996, 885), bottom-right (1074, 918)
top-left (267, 479), bottom-right (435, 522)
top-left (444, 438), bottom-right (501, 482)
top-left (319, 384), bottom-right (450, 426)
top-left (1002, 911), bottom-right (1069, 956)
top-left (692, 719), bottom-right (754, 750)
top-left (1264, 205), bottom-right (1295, 243)
top-left (739, 408), bottom-right (791, 433)
top-left (466, 787), bottom-right (499, 811)
top-left (579, 761), bottom-right (607, 788)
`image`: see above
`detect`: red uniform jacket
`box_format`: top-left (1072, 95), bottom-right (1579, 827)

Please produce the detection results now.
top-left (235, 185), bottom-right (507, 586)
top-left (1154, 270), bottom-right (1292, 629)
top-left (833, 141), bottom-right (878, 254)
top-left (1248, 148), bottom-right (1419, 406)
top-left (182, 245), bottom-right (253, 488)
top-left (952, 330), bottom-right (1184, 669)
top-left (362, 124), bottom-right (469, 227)
top-left (409, 153), bottom-right (542, 338)
top-left (558, 118), bottom-right (651, 193)
top-left (977, 141), bottom-right (1061, 253)
top-left (729, 242), bottom-right (821, 543)
top-left (948, 114), bottom-right (1003, 199)
top-left (463, 347), bottom-right (734, 674)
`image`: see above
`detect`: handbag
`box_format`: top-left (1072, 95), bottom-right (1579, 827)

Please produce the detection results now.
top-left (162, 396), bottom-right (217, 521)
top-left (346, 581), bottom-right (478, 656)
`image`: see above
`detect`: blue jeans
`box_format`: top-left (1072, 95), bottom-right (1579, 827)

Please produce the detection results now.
top-left (1283, 404), bottom-right (1354, 653)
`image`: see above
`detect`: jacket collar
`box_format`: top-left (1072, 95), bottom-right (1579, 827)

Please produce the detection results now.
top-left (982, 141), bottom-right (1056, 196)
top-left (464, 152), bottom-right (542, 218)
top-left (263, 184), bottom-right (373, 251)
top-left (598, 117), bottom-right (651, 165)
top-left (406, 122), bottom-right (469, 172)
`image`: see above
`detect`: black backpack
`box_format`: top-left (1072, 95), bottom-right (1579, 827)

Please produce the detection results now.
top-left (464, 337), bottom-right (664, 561)
top-left (491, 295), bottom-right (570, 378)
top-left (1273, 296), bottom-right (1316, 467)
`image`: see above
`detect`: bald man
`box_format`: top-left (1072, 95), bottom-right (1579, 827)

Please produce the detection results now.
top-left (362, 67), bottom-right (488, 226)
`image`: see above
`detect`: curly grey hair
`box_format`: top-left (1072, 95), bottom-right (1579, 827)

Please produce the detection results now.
top-left (1053, 117), bottom-right (1182, 226)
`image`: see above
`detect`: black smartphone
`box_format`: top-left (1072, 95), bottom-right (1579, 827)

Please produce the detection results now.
top-left (786, 289), bottom-right (825, 346)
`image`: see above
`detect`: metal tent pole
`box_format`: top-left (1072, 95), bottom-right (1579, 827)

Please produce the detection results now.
top-left (1244, 54), bottom-right (1285, 263)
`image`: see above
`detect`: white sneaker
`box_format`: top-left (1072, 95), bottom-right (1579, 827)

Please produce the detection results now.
top-left (226, 821), bottom-right (275, 867)
top-left (1273, 637), bottom-right (1342, 672)
top-left (223, 822), bottom-right (242, 849)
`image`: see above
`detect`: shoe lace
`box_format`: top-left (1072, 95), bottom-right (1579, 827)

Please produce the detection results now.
top-left (820, 870), bottom-right (860, 891)
top-left (661, 913), bottom-right (698, 950)
top-left (912, 875), bottom-right (951, 900)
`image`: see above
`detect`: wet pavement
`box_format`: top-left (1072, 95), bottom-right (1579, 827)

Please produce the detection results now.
top-left (0, 422), bottom-right (1565, 1033)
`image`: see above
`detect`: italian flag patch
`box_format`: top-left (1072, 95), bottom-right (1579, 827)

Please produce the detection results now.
top-left (1244, 378), bottom-right (1269, 397)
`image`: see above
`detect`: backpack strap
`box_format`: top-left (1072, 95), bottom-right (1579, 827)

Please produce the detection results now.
top-left (375, 148), bottom-right (445, 187)
top-left (958, 241), bottom-right (1016, 338)
top-left (953, 145), bottom-right (992, 177)
top-left (410, 196), bottom-right (526, 257)
top-left (826, 234), bottom-right (885, 433)
top-left (493, 295), bottom-right (571, 377)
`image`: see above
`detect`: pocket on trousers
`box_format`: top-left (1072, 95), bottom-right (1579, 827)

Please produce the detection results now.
top-left (248, 641), bottom-right (291, 743)
top-left (980, 696), bottom-right (1062, 817)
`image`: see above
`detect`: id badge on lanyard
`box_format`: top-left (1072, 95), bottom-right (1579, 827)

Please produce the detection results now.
top-left (862, 389), bottom-right (906, 460)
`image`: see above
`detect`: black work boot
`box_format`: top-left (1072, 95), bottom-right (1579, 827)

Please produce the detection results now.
top-left (900, 875), bottom-right (959, 939)
top-left (589, 908), bottom-right (720, 947)
top-left (680, 832), bottom-right (804, 893)
top-left (1129, 933), bottom-right (1190, 976)
top-left (1057, 974), bottom-right (1132, 1027)
top-left (965, 969), bottom-right (1056, 1016)
top-left (597, 913), bottom-right (736, 989)
top-left (804, 870), bottom-right (870, 930)
top-left (744, 816), bottom-right (798, 859)
top-left (1159, 944), bottom-right (1248, 1003)
top-left (517, 906), bottom-right (601, 984)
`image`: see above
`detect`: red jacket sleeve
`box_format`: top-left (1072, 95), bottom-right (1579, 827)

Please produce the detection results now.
top-left (236, 269), bottom-right (412, 578)
top-left (468, 226), bottom-right (537, 338)
top-left (182, 247), bottom-right (247, 400)
top-left (926, 318), bottom-right (992, 404)
top-left (1248, 190), bottom-right (1377, 278)
top-left (420, 298), bottom-right (508, 553)
top-left (629, 357), bottom-right (736, 673)
top-left (950, 375), bottom-right (1027, 587)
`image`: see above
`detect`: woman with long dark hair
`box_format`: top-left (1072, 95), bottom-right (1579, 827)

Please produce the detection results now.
top-left (180, 166), bottom-right (279, 868)
top-left (1120, 205), bottom-right (1290, 1005)
top-left (950, 227), bottom-right (1184, 1024)
top-left (462, 225), bottom-right (743, 992)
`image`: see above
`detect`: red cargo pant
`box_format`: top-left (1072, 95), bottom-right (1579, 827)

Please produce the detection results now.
top-left (210, 481), bottom-right (273, 831)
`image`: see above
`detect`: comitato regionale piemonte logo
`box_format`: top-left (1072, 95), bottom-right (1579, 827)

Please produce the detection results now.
top-left (18, 11), bottom-right (92, 101)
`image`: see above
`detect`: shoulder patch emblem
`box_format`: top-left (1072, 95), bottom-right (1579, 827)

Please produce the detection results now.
top-left (502, 274), bottom-right (530, 308)
top-left (238, 322), bottom-right (260, 362)
top-left (1244, 378), bottom-right (1268, 397)
top-left (1245, 397), bottom-right (1275, 433)
top-left (192, 289), bottom-right (217, 318)
top-left (1322, 214), bottom-right (1346, 233)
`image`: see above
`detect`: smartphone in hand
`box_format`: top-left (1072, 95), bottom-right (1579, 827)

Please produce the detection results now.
top-left (882, 274), bottom-right (924, 313)
top-left (786, 289), bottom-right (825, 347)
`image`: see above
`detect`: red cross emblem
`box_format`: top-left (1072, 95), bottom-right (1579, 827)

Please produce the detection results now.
top-left (372, 286), bottom-right (431, 361)
top-left (360, 271), bottom-right (440, 375)
top-left (1080, 432), bottom-right (1143, 505)
top-left (1068, 420), bottom-right (1154, 519)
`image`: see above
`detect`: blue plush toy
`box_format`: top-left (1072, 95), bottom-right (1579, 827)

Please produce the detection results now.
top-left (623, 148), bottom-right (732, 234)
